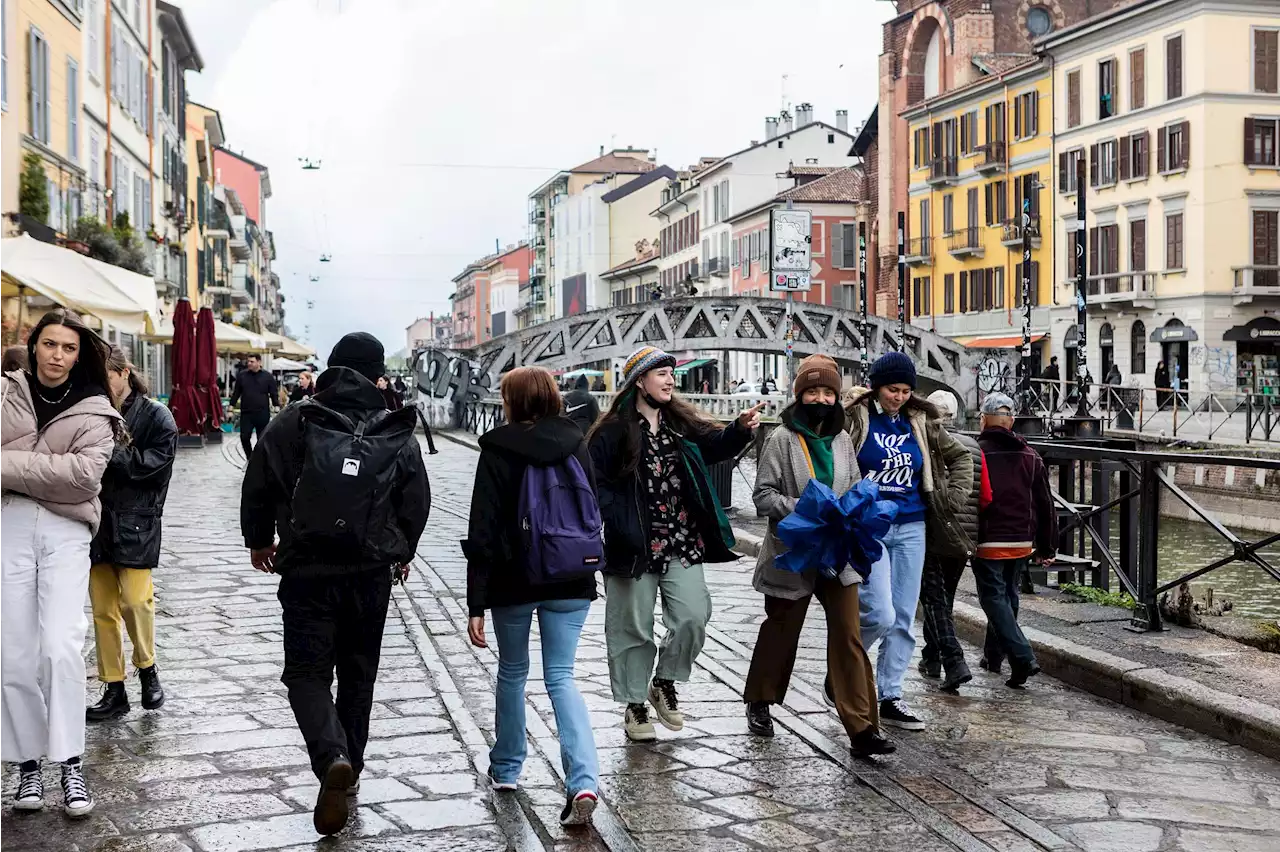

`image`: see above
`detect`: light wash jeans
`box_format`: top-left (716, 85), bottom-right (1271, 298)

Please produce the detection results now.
top-left (859, 520), bottom-right (927, 701)
top-left (490, 599), bottom-right (599, 796)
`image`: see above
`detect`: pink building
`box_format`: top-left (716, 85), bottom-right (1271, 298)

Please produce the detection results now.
top-left (213, 147), bottom-right (271, 227)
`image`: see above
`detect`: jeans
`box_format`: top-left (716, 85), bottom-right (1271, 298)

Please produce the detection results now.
top-left (971, 556), bottom-right (1036, 669)
top-left (859, 520), bottom-right (927, 701)
top-left (490, 599), bottom-right (598, 796)
top-left (240, 409), bottom-right (271, 458)
top-left (278, 569), bottom-right (392, 779)
top-left (920, 555), bottom-right (967, 673)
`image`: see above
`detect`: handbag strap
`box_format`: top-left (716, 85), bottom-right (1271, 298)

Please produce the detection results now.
top-left (796, 434), bottom-right (817, 480)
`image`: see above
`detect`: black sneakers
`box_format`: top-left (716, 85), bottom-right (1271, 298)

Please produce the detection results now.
top-left (879, 697), bottom-right (926, 731)
top-left (86, 682), bottom-right (130, 723)
top-left (60, 758), bottom-right (94, 818)
top-left (850, 727), bottom-right (897, 758)
top-left (139, 665), bottom-right (165, 710)
top-left (822, 675), bottom-right (836, 708)
top-left (746, 702), bottom-right (774, 738)
top-left (313, 755), bottom-right (355, 836)
top-left (559, 790), bottom-right (598, 826)
top-left (13, 761), bottom-right (43, 812)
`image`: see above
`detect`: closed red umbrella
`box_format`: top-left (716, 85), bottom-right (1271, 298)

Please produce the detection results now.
top-left (168, 299), bottom-right (203, 435)
top-left (195, 306), bottom-right (224, 432)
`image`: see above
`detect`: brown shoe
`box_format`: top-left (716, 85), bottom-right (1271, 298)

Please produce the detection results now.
top-left (313, 756), bottom-right (355, 836)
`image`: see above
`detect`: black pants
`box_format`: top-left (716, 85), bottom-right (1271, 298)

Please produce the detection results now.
top-left (278, 569), bottom-right (393, 779)
top-left (920, 555), bottom-right (967, 672)
top-left (240, 409), bottom-right (271, 458)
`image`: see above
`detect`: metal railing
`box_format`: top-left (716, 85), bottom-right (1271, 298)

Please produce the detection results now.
top-left (1001, 215), bottom-right (1041, 246)
top-left (905, 236), bottom-right (932, 263)
top-left (975, 140), bottom-right (1006, 172)
top-left (1085, 272), bottom-right (1156, 301)
top-left (947, 226), bottom-right (983, 254)
top-left (928, 155), bottom-right (958, 183)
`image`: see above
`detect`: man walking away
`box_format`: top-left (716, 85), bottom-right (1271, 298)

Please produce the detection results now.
top-left (241, 332), bottom-right (430, 837)
top-left (973, 393), bottom-right (1056, 688)
top-left (230, 354), bottom-right (277, 457)
top-left (563, 375), bottom-right (600, 435)
top-left (1042, 357), bottom-right (1060, 412)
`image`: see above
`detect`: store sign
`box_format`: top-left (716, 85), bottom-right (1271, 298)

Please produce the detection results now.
top-left (1162, 328), bottom-right (1188, 340)
top-left (1251, 327), bottom-right (1280, 339)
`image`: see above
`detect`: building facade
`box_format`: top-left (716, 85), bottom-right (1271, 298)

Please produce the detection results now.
top-left (1042, 0), bottom-right (1280, 395)
top-left (185, 100), bottom-right (222, 307)
top-left (452, 253), bottom-right (495, 348)
top-left (485, 242), bottom-right (530, 339)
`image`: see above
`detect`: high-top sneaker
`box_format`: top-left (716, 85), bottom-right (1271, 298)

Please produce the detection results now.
top-left (647, 678), bottom-right (684, 731)
top-left (85, 682), bottom-right (130, 723)
top-left (13, 761), bottom-right (44, 812)
top-left (60, 758), bottom-right (94, 818)
top-left (139, 665), bottom-right (165, 710)
top-left (624, 703), bottom-right (656, 742)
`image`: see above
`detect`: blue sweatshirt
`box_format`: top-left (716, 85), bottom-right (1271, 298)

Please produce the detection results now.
top-left (857, 409), bottom-right (926, 525)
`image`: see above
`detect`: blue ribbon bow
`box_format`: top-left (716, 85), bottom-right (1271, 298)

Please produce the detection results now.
top-left (774, 478), bottom-right (899, 580)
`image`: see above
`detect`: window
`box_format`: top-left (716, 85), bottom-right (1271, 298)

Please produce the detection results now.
top-left (914, 126), bottom-right (931, 168)
top-left (1252, 209), bottom-right (1278, 270)
top-left (1059, 148), bottom-right (1083, 193)
top-left (1131, 219), bottom-right (1147, 270)
top-left (1120, 131), bottom-right (1149, 180)
top-left (1014, 91), bottom-right (1038, 139)
top-left (1092, 140), bottom-right (1118, 187)
top-left (944, 273), bottom-right (955, 314)
top-left (27, 26), bottom-right (50, 143)
top-left (1166, 35), bottom-right (1183, 100)
top-left (959, 270), bottom-right (969, 312)
top-left (960, 110), bottom-right (978, 154)
top-left (1066, 69), bottom-right (1081, 128)
top-left (719, 182), bottom-right (729, 220)
top-left (913, 276), bottom-right (931, 317)
top-left (1131, 321), bottom-right (1146, 371)
top-left (47, 176), bottom-right (62, 232)
top-left (1166, 212), bottom-right (1184, 268)
top-left (985, 101), bottom-right (1006, 144)
top-left (87, 0), bottom-right (100, 79)
top-left (942, 194), bottom-right (954, 234)
top-left (1159, 121), bottom-right (1190, 172)
top-left (1090, 224), bottom-right (1120, 276)
top-left (1255, 28), bottom-right (1278, 94)
top-left (841, 223), bottom-right (858, 268)
top-left (1014, 172), bottom-right (1041, 216)
top-left (919, 198), bottom-right (931, 241)
top-left (1015, 261), bottom-right (1040, 307)
top-left (711, 185), bottom-right (720, 224)
top-left (89, 132), bottom-right (100, 204)
top-left (66, 59), bottom-right (78, 162)
top-left (984, 181), bottom-right (1006, 226)
top-left (1098, 58), bottom-right (1118, 119)
top-left (1245, 117), bottom-right (1279, 167)
top-left (1027, 6), bottom-right (1052, 37)
top-left (1129, 47), bottom-right (1145, 110)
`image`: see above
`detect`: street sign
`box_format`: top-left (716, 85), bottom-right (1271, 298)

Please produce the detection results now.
top-left (769, 208), bottom-right (812, 292)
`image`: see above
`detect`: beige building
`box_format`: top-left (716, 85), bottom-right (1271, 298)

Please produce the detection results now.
top-left (186, 100), bottom-right (225, 306)
top-left (1042, 0), bottom-right (1280, 395)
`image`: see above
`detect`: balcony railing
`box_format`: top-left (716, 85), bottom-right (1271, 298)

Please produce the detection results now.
top-left (708, 256), bottom-right (730, 277)
top-left (529, 206), bottom-right (547, 224)
top-left (1086, 271), bottom-right (1156, 302)
top-left (946, 226), bottom-right (984, 256)
top-left (529, 264), bottom-right (546, 281)
top-left (1233, 265), bottom-right (1280, 294)
top-left (1001, 215), bottom-right (1042, 247)
top-left (927, 155), bottom-right (959, 185)
top-left (975, 140), bottom-right (1007, 174)
top-left (904, 237), bottom-right (932, 266)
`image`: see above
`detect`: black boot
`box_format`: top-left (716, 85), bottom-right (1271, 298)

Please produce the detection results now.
top-left (86, 682), bottom-right (129, 723)
top-left (941, 661), bottom-right (973, 693)
top-left (746, 702), bottom-right (774, 738)
top-left (850, 727), bottom-right (896, 758)
top-left (139, 666), bottom-right (165, 710)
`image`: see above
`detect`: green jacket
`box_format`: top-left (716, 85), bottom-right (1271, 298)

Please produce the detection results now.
top-left (843, 390), bottom-right (975, 558)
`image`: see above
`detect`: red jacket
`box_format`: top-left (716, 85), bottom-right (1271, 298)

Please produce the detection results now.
top-left (976, 426), bottom-right (1057, 560)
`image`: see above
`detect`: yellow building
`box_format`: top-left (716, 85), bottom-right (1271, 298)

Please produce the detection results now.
top-left (3, 0), bottom-right (85, 237)
top-left (185, 101), bottom-right (225, 305)
top-left (902, 59), bottom-right (1055, 358)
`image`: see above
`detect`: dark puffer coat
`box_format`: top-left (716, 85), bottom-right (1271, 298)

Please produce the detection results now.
top-left (951, 431), bottom-right (982, 548)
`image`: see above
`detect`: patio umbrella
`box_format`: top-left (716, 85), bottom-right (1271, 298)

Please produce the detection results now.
top-left (195, 306), bottom-right (224, 433)
top-left (167, 299), bottom-right (203, 436)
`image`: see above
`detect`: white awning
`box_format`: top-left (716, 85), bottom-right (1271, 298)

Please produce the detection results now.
top-left (269, 356), bottom-right (310, 372)
top-left (261, 329), bottom-right (316, 359)
top-left (144, 319), bottom-right (271, 353)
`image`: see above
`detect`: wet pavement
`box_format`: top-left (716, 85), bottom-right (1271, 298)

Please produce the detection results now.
top-left (4, 435), bottom-right (1280, 852)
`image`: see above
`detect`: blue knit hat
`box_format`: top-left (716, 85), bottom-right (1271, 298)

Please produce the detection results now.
top-left (621, 346), bottom-right (677, 389)
top-left (868, 351), bottom-right (917, 390)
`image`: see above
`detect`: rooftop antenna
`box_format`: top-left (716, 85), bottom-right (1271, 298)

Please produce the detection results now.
top-left (298, 158), bottom-right (321, 170)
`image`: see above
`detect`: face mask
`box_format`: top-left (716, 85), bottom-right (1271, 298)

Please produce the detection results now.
top-left (799, 401), bottom-right (837, 426)
top-left (640, 390), bottom-right (668, 409)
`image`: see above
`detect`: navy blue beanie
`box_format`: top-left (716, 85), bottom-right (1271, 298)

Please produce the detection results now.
top-left (869, 351), bottom-right (917, 390)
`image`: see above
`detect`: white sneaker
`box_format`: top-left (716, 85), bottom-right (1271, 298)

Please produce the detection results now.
top-left (647, 679), bottom-right (684, 731)
top-left (624, 703), bottom-right (657, 742)
top-left (560, 790), bottom-right (598, 826)
top-left (13, 763), bottom-right (43, 812)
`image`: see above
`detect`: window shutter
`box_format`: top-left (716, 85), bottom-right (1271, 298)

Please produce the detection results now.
top-left (1138, 130), bottom-right (1150, 177)
top-left (1068, 72), bottom-right (1080, 127)
top-left (1131, 49), bottom-right (1145, 109)
top-left (1132, 219), bottom-right (1146, 270)
top-left (1253, 211), bottom-right (1268, 265)
top-left (1090, 227), bottom-right (1099, 276)
top-left (1030, 93), bottom-right (1038, 135)
top-left (831, 222), bottom-right (844, 269)
top-left (1179, 120), bottom-right (1190, 167)
top-left (983, 184), bottom-right (993, 226)
top-left (1108, 226), bottom-right (1119, 273)
top-left (1058, 152), bottom-right (1069, 191)
top-left (1013, 96), bottom-right (1022, 138)
top-left (1090, 144), bottom-right (1100, 186)
top-left (1119, 135), bottom-right (1131, 180)
top-left (960, 270), bottom-right (968, 312)
top-left (1245, 117), bottom-right (1257, 164)
top-left (1157, 126), bottom-right (1167, 172)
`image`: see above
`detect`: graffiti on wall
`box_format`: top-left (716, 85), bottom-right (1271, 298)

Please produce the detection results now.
top-left (1201, 346), bottom-right (1236, 392)
top-left (412, 349), bottom-right (491, 404)
top-left (974, 355), bottom-right (1013, 397)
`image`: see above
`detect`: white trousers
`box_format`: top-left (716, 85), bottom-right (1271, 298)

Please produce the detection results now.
top-left (1, 495), bottom-right (92, 763)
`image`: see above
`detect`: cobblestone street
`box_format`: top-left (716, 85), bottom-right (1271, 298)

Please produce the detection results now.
top-left (4, 435), bottom-right (1280, 852)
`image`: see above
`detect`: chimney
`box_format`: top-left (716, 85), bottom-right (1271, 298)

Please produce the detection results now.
top-left (765, 116), bottom-right (779, 140)
top-left (836, 109), bottom-right (848, 132)
top-left (599, 145), bottom-right (604, 156)
top-left (797, 103), bottom-right (813, 126)
top-left (779, 110), bottom-right (793, 134)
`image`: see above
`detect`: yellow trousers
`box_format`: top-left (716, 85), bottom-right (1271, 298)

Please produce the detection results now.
top-left (88, 564), bottom-right (156, 683)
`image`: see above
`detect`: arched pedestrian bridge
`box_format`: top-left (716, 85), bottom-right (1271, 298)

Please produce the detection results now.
top-left (415, 297), bottom-right (1014, 406)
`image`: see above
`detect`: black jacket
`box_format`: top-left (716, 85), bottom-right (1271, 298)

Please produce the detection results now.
top-left (288, 383), bottom-right (314, 404)
top-left (240, 367), bottom-right (431, 578)
top-left (462, 416), bottom-right (599, 617)
top-left (589, 414), bottom-right (750, 578)
top-left (563, 388), bottom-right (600, 435)
top-left (231, 369), bottom-right (278, 413)
top-left (977, 425), bottom-right (1057, 560)
top-left (90, 393), bottom-right (178, 568)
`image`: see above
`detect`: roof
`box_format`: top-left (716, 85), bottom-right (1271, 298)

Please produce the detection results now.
top-left (776, 166), bottom-right (865, 204)
top-left (601, 166), bottom-right (677, 204)
top-left (156, 1), bottom-right (204, 72)
top-left (187, 101), bottom-right (225, 146)
top-left (451, 252), bottom-right (500, 284)
top-left (786, 165), bottom-right (842, 177)
top-left (972, 52), bottom-right (1034, 76)
top-left (601, 250), bottom-right (660, 279)
top-left (1036, 0), bottom-right (1169, 49)
top-left (901, 57), bottom-right (1045, 119)
top-left (849, 105), bottom-right (878, 157)
top-left (570, 150), bottom-right (657, 175)
top-left (482, 242), bottom-right (530, 269)
top-left (214, 146), bottom-right (269, 173)
top-left (696, 121), bottom-right (856, 181)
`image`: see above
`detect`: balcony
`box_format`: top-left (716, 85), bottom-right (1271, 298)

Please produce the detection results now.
top-left (708, 256), bottom-right (730, 277)
top-left (230, 262), bottom-right (252, 304)
top-left (529, 263), bottom-right (546, 282)
top-left (927, 155), bottom-right (959, 186)
top-left (229, 214), bottom-right (250, 260)
top-left (529, 205), bottom-right (547, 224)
top-left (1233, 265), bottom-right (1280, 304)
top-left (153, 249), bottom-right (182, 299)
top-left (1086, 272), bottom-right (1156, 304)
top-left (974, 140), bottom-right (1007, 175)
top-left (531, 234), bottom-right (546, 249)
top-left (947, 226), bottom-right (984, 258)
top-left (904, 237), bottom-right (933, 267)
top-left (1001, 215), bottom-right (1042, 249)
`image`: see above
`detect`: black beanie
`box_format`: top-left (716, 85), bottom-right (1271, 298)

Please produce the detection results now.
top-left (868, 351), bottom-right (917, 390)
top-left (328, 332), bottom-right (385, 382)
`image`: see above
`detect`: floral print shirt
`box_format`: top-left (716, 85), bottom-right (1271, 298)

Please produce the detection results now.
top-left (640, 414), bottom-right (704, 573)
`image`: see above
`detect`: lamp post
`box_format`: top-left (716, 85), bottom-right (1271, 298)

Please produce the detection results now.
top-left (719, 314), bottom-right (731, 394)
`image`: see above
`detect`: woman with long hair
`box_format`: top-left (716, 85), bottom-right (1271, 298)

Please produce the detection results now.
top-left (289, 371), bottom-right (316, 403)
top-left (2, 309), bottom-right (125, 818)
top-left (376, 375), bottom-right (402, 410)
top-left (85, 348), bottom-right (178, 724)
top-left (743, 355), bottom-right (895, 757)
top-left (463, 366), bottom-right (601, 826)
top-left (842, 352), bottom-right (974, 732)
top-left (588, 346), bottom-right (761, 742)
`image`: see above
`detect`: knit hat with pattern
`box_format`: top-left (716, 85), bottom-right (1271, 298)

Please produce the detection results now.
top-left (621, 346), bottom-right (677, 390)
top-left (793, 354), bottom-right (842, 398)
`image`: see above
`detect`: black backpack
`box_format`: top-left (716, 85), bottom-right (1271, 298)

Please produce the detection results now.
top-left (289, 399), bottom-right (418, 561)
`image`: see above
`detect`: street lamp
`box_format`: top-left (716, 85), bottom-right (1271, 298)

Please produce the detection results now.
top-left (719, 314), bottom-right (731, 394)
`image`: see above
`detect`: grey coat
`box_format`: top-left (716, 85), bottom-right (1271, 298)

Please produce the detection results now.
top-left (752, 422), bottom-right (863, 600)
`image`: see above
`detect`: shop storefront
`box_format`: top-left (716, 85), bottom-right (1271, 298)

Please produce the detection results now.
top-left (1225, 316), bottom-right (1280, 400)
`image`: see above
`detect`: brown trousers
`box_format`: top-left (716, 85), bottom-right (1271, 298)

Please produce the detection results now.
top-left (743, 579), bottom-right (879, 738)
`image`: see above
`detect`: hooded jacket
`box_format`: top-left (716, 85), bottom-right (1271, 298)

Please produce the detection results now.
top-left (1, 370), bottom-right (122, 534)
top-left (976, 425), bottom-right (1057, 560)
top-left (463, 415), bottom-right (599, 616)
top-left (240, 366), bottom-right (430, 577)
top-left (563, 376), bottom-right (600, 435)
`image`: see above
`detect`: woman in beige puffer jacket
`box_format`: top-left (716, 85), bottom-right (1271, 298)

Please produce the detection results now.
top-left (2, 309), bottom-right (123, 820)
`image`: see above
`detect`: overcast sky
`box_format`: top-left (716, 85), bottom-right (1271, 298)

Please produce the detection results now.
top-left (178, 0), bottom-right (893, 359)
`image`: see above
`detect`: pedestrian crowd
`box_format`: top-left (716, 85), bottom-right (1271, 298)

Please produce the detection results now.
top-left (0, 315), bottom-right (1056, 841)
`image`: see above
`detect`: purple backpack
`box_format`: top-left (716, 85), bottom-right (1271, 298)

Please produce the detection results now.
top-left (518, 456), bottom-right (604, 583)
